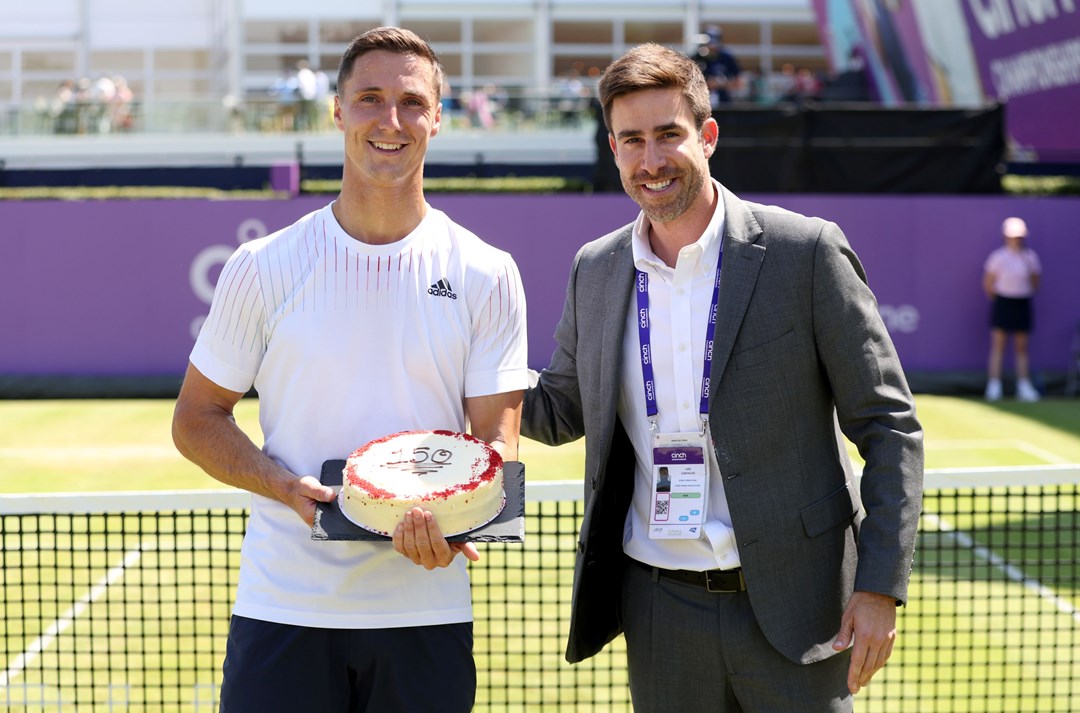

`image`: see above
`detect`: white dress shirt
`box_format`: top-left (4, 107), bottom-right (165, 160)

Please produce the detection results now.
top-left (617, 180), bottom-right (741, 572)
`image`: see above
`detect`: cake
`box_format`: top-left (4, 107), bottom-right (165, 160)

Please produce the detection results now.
top-left (339, 430), bottom-right (505, 537)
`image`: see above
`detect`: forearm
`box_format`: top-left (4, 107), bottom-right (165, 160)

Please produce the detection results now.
top-left (466, 390), bottom-right (524, 461)
top-left (173, 402), bottom-right (295, 502)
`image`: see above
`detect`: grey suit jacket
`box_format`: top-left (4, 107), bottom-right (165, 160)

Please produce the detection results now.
top-left (522, 186), bottom-right (924, 665)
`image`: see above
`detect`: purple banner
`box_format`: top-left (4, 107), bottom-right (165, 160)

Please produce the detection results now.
top-left (812, 0), bottom-right (1080, 162)
top-left (2, 194), bottom-right (1079, 381)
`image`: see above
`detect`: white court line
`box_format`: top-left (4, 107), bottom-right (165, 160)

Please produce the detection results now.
top-left (0, 446), bottom-right (181, 460)
top-left (925, 439), bottom-right (1071, 464)
top-left (923, 512), bottom-right (1080, 624)
top-left (0, 546), bottom-right (145, 689)
top-left (1009, 441), bottom-right (1072, 465)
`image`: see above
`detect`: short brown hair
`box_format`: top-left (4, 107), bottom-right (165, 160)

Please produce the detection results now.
top-left (337, 27), bottom-right (443, 102)
top-left (597, 43), bottom-right (711, 134)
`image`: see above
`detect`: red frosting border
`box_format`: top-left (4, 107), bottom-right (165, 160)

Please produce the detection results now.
top-left (343, 430), bottom-right (504, 501)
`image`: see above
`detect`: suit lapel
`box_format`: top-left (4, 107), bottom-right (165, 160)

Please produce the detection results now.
top-left (709, 189), bottom-right (765, 403)
top-left (599, 229), bottom-right (635, 421)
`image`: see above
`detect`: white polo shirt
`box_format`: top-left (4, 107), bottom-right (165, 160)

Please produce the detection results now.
top-left (617, 180), bottom-right (740, 572)
top-left (191, 202), bottom-right (529, 628)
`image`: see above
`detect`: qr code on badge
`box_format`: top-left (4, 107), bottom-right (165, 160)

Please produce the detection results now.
top-left (654, 499), bottom-right (669, 517)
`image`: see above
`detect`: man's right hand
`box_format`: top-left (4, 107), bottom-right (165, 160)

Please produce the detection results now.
top-left (284, 475), bottom-right (337, 528)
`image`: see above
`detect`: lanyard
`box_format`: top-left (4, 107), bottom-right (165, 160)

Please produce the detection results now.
top-left (635, 248), bottom-right (723, 428)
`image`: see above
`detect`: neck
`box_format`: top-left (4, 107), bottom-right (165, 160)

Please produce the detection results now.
top-left (334, 177), bottom-right (428, 245)
top-left (647, 182), bottom-right (719, 268)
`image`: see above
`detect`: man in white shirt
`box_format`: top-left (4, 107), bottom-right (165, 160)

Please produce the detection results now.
top-left (172, 27), bottom-right (528, 712)
top-left (522, 43), bottom-right (923, 712)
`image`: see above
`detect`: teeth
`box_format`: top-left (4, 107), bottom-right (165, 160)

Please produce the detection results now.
top-left (373, 142), bottom-right (404, 151)
top-left (645, 179), bottom-right (672, 191)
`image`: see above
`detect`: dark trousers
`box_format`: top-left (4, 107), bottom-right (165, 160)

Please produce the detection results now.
top-left (620, 561), bottom-right (852, 712)
top-left (219, 616), bottom-right (475, 713)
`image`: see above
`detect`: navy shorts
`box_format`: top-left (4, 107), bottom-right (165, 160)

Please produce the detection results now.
top-left (218, 616), bottom-right (475, 713)
top-left (990, 295), bottom-right (1033, 333)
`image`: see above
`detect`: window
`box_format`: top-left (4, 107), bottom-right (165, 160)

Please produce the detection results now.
top-left (23, 51), bottom-right (76, 73)
top-left (156, 50), bottom-right (210, 71)
top-left (474, 52), bottom-right (531, 77)
top-left (474, 20), bottom-right (532, 44)
top-left (702, 22), bottom-right (761, 46)
top-left (89, 51), bottom-right (143, 74)
top-left (625, 22), bottom-right (681, 45)
top-left (403, 21), bottom-right (462, 43)
top-left (319, 20), bottom-right (379, 44)
top-left (772, 23), bottom-right (821, 47)
top-left (553, 21), bottom-right (612, 45)
top-left (245, 21), bottom-right (309, 44)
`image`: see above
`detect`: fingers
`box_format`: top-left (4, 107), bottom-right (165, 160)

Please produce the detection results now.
top-left (837, 591), bottom-right (898, 694)
top-left (847, 632), bottom-right (894, 694)
top-left (393, 508), bottom-right (456, 569)
top-left (451, 542), bottom-right (481, 562)
top-left (292, 475), bottom-right (336, 527)
top-left (297, 475), bottom-right (336, 502)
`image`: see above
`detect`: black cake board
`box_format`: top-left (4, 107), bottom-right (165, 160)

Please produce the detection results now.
top-left (312, 460), bottom-right (524, 543)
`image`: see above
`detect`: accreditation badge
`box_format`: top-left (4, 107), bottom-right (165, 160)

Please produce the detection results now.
top-left (648, 431), bottom-right (709, 539)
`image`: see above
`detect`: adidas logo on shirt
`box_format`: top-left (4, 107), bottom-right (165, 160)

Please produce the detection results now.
top-left (428, 278), bottom-right (458, 300)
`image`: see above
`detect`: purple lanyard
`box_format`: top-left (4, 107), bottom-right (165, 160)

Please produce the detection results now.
top-left (636, 249), bottom-right (723, 427)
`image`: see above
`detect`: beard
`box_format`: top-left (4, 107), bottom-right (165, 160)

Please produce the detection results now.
top-left (621, 159), bottom-right (707, 225)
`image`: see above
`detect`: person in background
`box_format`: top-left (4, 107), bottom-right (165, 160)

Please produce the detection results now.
top-left (522, 42), bottom-right (923, 712)
top-left (172, 27), bottom-right (528, 712)
top-left (697, 26), bottom-right (743, 107)
top-left (983, 216), bottom-right (1042, 402)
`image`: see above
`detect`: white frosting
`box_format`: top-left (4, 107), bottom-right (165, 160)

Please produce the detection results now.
top-left (340, 430), bottom-right (504, 536)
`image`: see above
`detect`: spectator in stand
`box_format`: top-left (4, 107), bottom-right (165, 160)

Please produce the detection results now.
top-left (109, 75), bottom-right (136, 131)
top-left (51, 80), bottom-right (78, 134)
top-left (696, 26), bottom-right (742, 108)
top-left (795, 68), bottom-right (823, 103)
top-left (768, 63), bottom-right (798, 104)
top-left (294, 60), bottom-right (319, 131)
top-left (984, 217), bottom-right (1042, 402)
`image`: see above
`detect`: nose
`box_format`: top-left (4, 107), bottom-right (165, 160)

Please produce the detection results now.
top-left (640, 140), bottom-right (666, 175)
top-left (378, 103), bottom-right (402, 131)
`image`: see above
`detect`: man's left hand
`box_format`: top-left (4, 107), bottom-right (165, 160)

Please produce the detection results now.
top-left (392, 507), bottom-right (480, 569)
top-left (832, 590), bottom-right (897, 694)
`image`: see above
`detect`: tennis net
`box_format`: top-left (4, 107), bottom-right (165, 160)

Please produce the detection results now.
top-left (1, 466), bottom-right (1077, 712)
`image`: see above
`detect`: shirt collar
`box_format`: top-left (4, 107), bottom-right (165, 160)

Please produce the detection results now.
top-left (631, 179), bottom-right (725, 275)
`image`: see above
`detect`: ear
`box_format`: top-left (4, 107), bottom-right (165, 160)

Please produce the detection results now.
top-left (333, 95), bottom-right (344, 131)
top-left (608, 133), bottom-right (619, 165)
top-left (431, 101), bottom-right (442, 138)
top-left (701, 117), bottom-right (719, 159)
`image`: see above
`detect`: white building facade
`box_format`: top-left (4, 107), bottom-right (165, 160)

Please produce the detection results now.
top-left (0, 0), bottom-right (821, 108)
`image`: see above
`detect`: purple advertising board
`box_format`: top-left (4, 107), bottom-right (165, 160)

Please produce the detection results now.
top-left (2, 193), bottom-right (1079, 391)
top-left (812, 0), bottom-right (1080, 163)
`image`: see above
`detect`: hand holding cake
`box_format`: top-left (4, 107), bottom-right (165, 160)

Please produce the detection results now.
top-left (393, 507), bottom-right (481, 569)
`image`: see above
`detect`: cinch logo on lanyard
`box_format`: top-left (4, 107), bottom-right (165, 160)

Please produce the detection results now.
top-left (635, 248), bottom-right (723, 430)
top-left (636, 248), bottom-right (723, 539)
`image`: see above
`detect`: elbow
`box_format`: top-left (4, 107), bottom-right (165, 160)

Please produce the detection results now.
top-left (171, 406), bottom-right (195, 462)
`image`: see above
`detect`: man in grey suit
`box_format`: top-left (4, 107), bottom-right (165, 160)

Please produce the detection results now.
top-left (522, 43), bottom-right (923, 712)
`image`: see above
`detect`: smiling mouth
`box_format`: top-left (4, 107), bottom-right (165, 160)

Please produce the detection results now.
top-left (643, 178), bottom-right (673, 192)
top-left (371, 141), bottom-right (405, 151)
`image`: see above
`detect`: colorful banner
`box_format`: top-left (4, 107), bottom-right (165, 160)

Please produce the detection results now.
top-left (2, 194), bottom-right (1079, 384)
top-left (812, 0), bottom-right (1080, 162)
